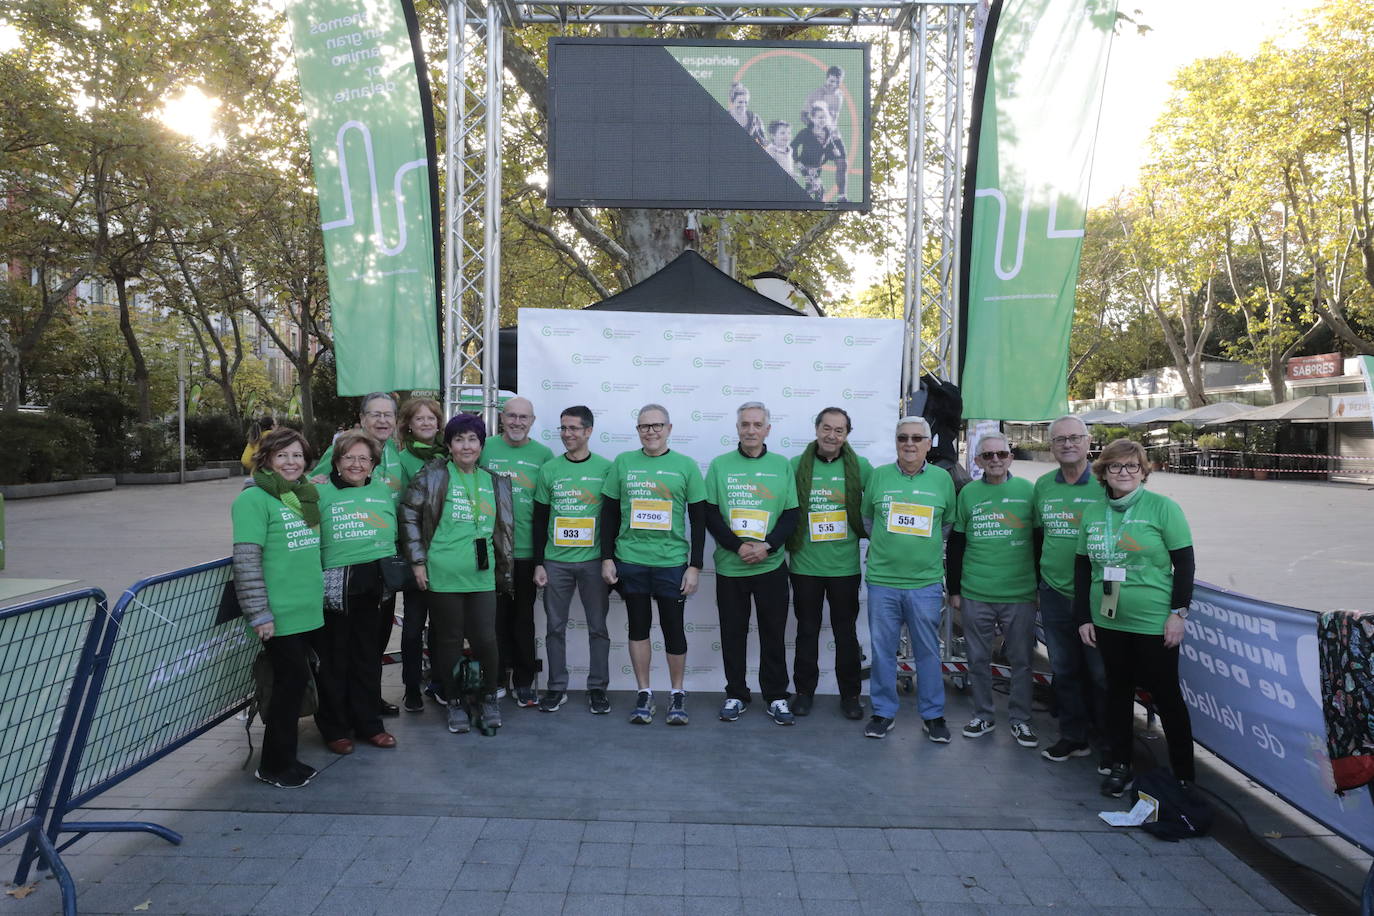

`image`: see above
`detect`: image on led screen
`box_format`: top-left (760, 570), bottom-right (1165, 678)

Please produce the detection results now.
top-left (547, 39), bottom-right (870, 211)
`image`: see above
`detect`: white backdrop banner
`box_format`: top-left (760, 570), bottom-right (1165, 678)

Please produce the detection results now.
top-left (517, 308), bottom-right (903, 694)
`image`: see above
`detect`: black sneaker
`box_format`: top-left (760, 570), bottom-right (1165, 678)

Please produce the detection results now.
top-left (290, 761), bottom-right (317, 784)
top-left (424, 682), bottom-right (448, 705)
top-left (1097, 754), bottom-right (1112, 776)
top-left (255, 767), bottom-right (309, 789)
top-left (403, 687), bottom-right (425, 713)
top-left (923, 717), bottom-right (952, 743)
top-left (538, 690), bottom-right (567, 712)
top-left (840, 695), bottom-right (864, 720)
top-left (1100, 764), bottom-right (1133, 798)
top-left (587, 689), bottom-right (611, 715)
top-left (515, 687), bottom-right (538, 708)
top-left (864, 715), bottom-right (895, 739)
top-left (791, 693), bottom-right (814, 716)
top-left (1041, 739), bottom-right (1091, 762)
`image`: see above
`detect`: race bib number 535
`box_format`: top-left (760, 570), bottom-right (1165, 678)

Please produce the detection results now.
top-left (887, 502), bottom-right (933, 537)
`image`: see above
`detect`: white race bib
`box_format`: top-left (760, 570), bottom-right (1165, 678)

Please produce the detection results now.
top-left (728, 507), bottom-right (770, 540)
top-left (886, 502), bottom-right (933, 537)
top-left (808, 510), bottom-right (847, 542)
top-left (553, 516), bottom-right (595, 547)
top-left (629, 498), bottom-right (672, 530)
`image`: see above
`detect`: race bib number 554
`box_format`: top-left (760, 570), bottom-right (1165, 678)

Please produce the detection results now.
top-left (887, 502), bottom-right (933, 537)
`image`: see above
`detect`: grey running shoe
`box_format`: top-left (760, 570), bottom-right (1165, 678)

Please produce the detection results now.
top-left (481, 694), bottom-right (503, 729)
top-left (864, 715), bottom-right (895, 739)
top-left (447, 703), bottom-right (470, 734)
top-left (923, 717), bottom-right (952, 743)
top-left (587, 688), bottom-right (611, 715)
top-left (666, 692), bottom-right (689, 726)
top-left (538, 690), bottom-right (567, 712)
top-left (630, 690), bottom-right (655, 724)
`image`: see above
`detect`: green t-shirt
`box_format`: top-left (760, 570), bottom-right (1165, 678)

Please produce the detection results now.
top-left (953, 476), bottom-right (1036, 603)
top-left (426, 463), bottom-right (498, 593)
top-left (1032, 467), bottom-right (1101, 596)
top-left (861, 462), bottom-right (955, 589)
top-left (705, 448), bottom-right (800, 578)
top-left (1076, 488), bottom-right (1192, 635)
top-left (603, 448), bottom-right (707, 568)
top-left (534, 452), bottom-right (612, 564)
top-left (231, 486), bottom-right (324, 637)
top-left (312, 439), bottom-right (406, 505)
top-left (398, 446), bottom-right (437, 492)
top-left (317, 478), bottom-right (398, 570)
top-left (481, 436), bottom-right (554, 559)
top-left (787, 451), bottom-right (873, 578)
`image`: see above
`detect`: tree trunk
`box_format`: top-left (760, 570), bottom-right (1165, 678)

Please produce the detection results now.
top-left (616, 210), bottom-right (684, 282)
top-left (298, 360), bottom-right (316, 437)
top-left (0, 326), bottom-right (20, 412)
top-left (114, 275), bottom-right (153, 421)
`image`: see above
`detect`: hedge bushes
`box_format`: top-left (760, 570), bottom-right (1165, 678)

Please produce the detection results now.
top-left (0, 413), bottom-right (94, 484)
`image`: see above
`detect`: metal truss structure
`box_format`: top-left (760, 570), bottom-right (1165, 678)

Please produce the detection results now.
top-left (443, 0), bottom-right (977, 420)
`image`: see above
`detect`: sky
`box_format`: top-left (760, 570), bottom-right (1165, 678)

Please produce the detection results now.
top-left (1088, 0), bottom-right (1325, 205)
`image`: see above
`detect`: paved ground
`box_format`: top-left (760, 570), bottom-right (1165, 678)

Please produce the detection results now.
top-left (1, 467), bottom-right (1370, 913)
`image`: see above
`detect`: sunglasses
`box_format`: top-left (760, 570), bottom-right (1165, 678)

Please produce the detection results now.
top-left (978, 450), bottom-right (1011, 460)
top-left (896, 434), bottom-right (928, 443)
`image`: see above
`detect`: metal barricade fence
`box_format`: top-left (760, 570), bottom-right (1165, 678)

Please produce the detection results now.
top-left (2, 588), bottom-right (107, 916)
top-left (37, 558), bottom-right (258, 865)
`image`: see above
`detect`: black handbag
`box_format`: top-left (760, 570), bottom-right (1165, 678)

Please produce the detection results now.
top-left (380, 554), bottom-right (417, 592)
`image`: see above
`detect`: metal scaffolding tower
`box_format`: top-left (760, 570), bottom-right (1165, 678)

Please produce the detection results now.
top-left (442, 0), bottom-right (977, 420)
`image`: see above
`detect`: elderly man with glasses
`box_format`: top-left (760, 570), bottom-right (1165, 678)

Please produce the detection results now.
top-left (1033, 415), bottom-right (1109, 767)
top-left (860, 416), bottom-right (956, 741)
top-left (947, 432), bottom-right (1039, 748)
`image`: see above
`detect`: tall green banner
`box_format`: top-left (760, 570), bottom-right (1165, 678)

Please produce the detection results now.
top-left (285, 0), bottom-right (441, 395)
top-left (959, 0), bottom-right (1118, 420)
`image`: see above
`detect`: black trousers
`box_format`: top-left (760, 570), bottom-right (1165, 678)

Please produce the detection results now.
top-left (376, 592), bottom-right (397, 660)
top-left (790, 572), bottom-right (862, 698)
top-left (1096, 625), bottom-right (1196, 781)
top-left (717, 563), bottom-right (791, 704)
top-left (429, 591), bottom-right (499, 698)
top-left (496, 558), bottom-right (539, 689)
top-left (310, 586), bottom-right (385, 742)
top-left (400, 587), bottom-right (431, 688)
top-left (260, 631), bottom-right (313, 774)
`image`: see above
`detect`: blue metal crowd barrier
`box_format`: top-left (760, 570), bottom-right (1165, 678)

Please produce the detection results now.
top-left (2, 588), bottom-right (108, 916)
top-left (37, 559), bottom-right (257, 860)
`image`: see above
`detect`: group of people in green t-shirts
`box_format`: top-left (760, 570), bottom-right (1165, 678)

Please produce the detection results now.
top-left (234, 392), bottom-right (1198, 801)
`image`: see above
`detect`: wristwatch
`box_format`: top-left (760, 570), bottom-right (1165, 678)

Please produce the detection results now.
top-left (1169, 607), bottom-right (1189, 619)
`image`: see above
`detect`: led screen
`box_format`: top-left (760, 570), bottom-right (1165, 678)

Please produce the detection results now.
top-left (548, 38), bottom-right (870, 211)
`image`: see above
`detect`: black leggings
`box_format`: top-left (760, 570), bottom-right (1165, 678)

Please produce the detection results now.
top-left (1096, 626), bottom-right (1195, 781)
top-left (625, 594), bottom-right (687, 655)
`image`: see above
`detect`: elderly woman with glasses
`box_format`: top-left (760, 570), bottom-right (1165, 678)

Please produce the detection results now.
top-left (1074, 438), bottom-right (1197, 799)
top-left (313, 431), bottom-right (399, 756)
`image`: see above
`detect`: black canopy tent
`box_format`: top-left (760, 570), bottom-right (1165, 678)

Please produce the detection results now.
top-left (497, 250), bottom-right (801, 390)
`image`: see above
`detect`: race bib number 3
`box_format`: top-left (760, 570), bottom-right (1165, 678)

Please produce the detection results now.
top-left (809, 510), bottom-right (848, 542)
top-left (629, 499), bottom-right (672, 530)
top-left (887, 502), bottom-right (934, 537)
top-left (553, 516), bottom-right (595, 547)
top-left (729, 507), bottom-right (770, 540)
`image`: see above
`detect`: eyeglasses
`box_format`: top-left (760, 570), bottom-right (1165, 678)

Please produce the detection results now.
top-left (363, 411), bottom-right (395, 420)
top-left (1051, 434), bottom-right (1088, 446)
top-left (978, 450), bottom-right (1011, 460)
top-left (636, 422), bottom-right (666, 433)
top-left (895, 434), bottom-right (928, 443)
top-left (557, 425), bottom-right (587, 433)
top-left (1107, 462), bottom-right (1142, 474)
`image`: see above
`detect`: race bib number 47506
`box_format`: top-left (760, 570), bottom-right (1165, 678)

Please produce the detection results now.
top-left (629, 498), bottom-right (672, 530)
top-left (887, 502), bottom-right (933, 537)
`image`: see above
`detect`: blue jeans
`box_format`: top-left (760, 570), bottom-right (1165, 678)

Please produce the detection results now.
top-left (1038, 583), bottom-right (1107, 744)
top-left (868, 582), bottom-right (944, 720)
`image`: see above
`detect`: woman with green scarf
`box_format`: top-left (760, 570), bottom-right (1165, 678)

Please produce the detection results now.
top-left (1074, 438), bottom-right (1196, 800)
top-left (232, 427), bottom-right (324, 789)
top-left (397, 396), bottom-right (445, 711)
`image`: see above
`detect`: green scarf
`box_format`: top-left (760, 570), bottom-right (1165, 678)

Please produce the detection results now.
top-left (787, 440), bottom-right (865, 552)
top-left (253, 468), bottom-right (321, 528)
top-left (407, 440), bottom-right (444, 463)
top-left (1107, 483), bottom-right (1146, 512)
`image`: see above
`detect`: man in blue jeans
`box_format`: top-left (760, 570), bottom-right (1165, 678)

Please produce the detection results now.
top-left (1033, 415), bottom-right (1108, 768)
top-left (860, 416), bottom-right (956, 741)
